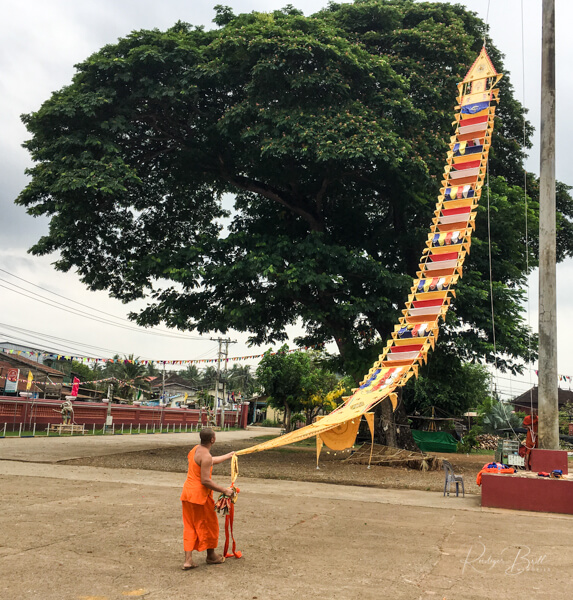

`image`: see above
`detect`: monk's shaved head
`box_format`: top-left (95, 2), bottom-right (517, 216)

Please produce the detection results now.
top-left (200, 428), bottom-right (216, 445)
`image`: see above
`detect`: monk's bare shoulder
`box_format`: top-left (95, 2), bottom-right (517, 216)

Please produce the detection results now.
top-left (194, 446), bottom-right (213, 466)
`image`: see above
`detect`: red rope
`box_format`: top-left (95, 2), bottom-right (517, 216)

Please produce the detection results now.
top-left (215, 485), bottom-right (242, 559)
top-left (223, 500), bottom-right (242, 558)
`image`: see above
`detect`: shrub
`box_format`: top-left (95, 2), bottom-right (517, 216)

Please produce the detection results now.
top-left (457, 424), bottom-right (483, 453)
top-left (290, 413), bottom-right (306, 428)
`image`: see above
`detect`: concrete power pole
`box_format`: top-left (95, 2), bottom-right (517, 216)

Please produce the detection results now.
top-left (213, 338), bottom-right (223, 410)
top-left (538, 0), bottom-right (559, 449)
top-left (211, 337), bottom-right (236, 409)
top-left (223, 338), bottom-right (230, 405)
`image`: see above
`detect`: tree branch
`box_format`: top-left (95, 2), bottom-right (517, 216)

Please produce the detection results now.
top-left (217, 158), bottom-right (324, 231)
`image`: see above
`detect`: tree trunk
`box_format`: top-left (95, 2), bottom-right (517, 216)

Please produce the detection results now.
top-left (284, 403), bottom-right (292, 432)
top-left (373, 390), bottom-right (419, 451)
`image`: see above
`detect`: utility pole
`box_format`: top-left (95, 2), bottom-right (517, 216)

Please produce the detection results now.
top-left (105, 382), bottom-right (113, 434)
top-left (160, 363), bottom-right (166, 430)
top-left (538, 0), bottom-right (559, 449)
top-left (223, 338), bottom-right (230, 405)
top-left (210, 337), bottom-right (236, 409)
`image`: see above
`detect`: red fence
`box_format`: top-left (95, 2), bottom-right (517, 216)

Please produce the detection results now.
top-left (0, 397), bottom-right (249, 432)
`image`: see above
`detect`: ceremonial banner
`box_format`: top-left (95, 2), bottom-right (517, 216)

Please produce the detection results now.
top-left (235, 48), bottom-right (503, 461)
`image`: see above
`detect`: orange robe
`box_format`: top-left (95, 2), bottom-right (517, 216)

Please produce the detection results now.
top-left (180, 446), bottom-right (219, 552)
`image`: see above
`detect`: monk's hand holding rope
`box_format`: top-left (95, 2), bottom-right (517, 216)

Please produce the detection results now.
top-left (215, 484), bottom-right (240, 515)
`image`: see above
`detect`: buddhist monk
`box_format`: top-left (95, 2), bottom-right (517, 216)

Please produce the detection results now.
top-left (180, 427), bottom-right (235, 570)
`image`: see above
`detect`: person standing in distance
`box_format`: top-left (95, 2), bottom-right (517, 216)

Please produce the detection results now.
top-left (180, 427), bottom-right (235, 569)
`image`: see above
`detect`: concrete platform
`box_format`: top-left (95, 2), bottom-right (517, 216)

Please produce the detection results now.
top-left (529, 448), bottom-right (569, 474)
top-left (482, 472), bottom-right (573, 514)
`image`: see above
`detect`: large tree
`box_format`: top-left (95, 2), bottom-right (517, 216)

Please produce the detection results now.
top-left (16, 1), bottom-right (573, 438)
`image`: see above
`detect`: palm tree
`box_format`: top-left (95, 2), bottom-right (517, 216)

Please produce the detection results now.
top-left (113, 355), bottom-right (149, 403)
top-left (227, 364), bottom-right (258, 398)
top-left (179, 364), bottom-right (200, 385)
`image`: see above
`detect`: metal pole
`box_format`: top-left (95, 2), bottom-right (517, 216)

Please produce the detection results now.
top-left (538, 0), bottom-right (559, 449)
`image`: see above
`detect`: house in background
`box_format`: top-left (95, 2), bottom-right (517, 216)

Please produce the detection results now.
top-left (151, 374), bottom-right (199, 406)
top-left (0, 343), bottom-right (49, 365)
top-left (510, 386), bottom-right (573, 414)
top-left (0, 351), bottom-right (64, 398)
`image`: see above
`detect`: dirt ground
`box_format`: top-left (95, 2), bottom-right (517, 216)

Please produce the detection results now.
top-left (61, 436), bottom-right (495, 495)
top-left (3, 430), bottom-right (573, 600)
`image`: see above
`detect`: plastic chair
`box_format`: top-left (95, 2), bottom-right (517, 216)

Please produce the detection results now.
top-left (442, 460), bottom-right (465, 497)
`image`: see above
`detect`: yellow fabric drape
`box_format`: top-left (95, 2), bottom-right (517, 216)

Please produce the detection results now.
top-left (364, 412), bottom-right (375, 468)
top-left (236, 392), bottom-right (397, 458)
top-left (314, 413), bottom-right (375, 468)
top-left (318, 417), bottom-right (362, 450)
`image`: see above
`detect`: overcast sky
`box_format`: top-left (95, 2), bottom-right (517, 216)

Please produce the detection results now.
top-left (1, 0), bottom-right (572, 396)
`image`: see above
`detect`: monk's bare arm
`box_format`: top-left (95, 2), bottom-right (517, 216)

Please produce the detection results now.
top-left (211, 451), bottom-right (235, 465)
top-left (200, 454), bottom-right (233, 496)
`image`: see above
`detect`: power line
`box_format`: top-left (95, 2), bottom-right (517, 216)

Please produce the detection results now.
top-left (0, 280), bottom-right (206, 341)
top-left (0, 322), bottom-right (222, 365)
top-left (0, 331), bottom-right (104, 359)
top-left (0, 323), bottom-right (131, 358)
top-left (0, 269), bottom-right (207, 341)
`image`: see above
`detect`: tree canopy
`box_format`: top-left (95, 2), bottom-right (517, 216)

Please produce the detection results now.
top-left (17, 0), bottom-right (573, 393)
